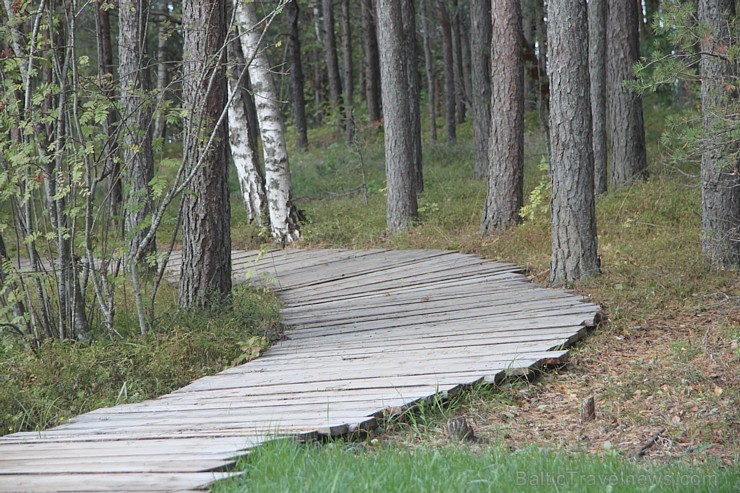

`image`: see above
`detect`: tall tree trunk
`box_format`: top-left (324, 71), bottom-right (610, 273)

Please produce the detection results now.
top-left (548, 0), bottom-right (600, 286)
top-left (119, 0), bottom-right (156, 265)
top-left (698, 0), bottom-right (739, 267)
top-left (228, 39), bottom-right (267, 225)
top-left (607, 0), bottom-right (648, 187)
top-left (589, 0), bottom-right (608, 196)
top-left (322, 0), bottom-right (344, 121)
top-left (521, 0), bottom-right (537, 111)
top-left (340, 0), bottom-right (355, 143)
top-left (312, 2), bottom-right (327, 124)
top-left (470, 0), bottom-right (491, 178)
top-left (534, 0), bottom-right (550, 158)
top-left (482, 0), bottom-right (524, 234)
top-left (180, 0), bottom-right (232, 308)
top-left (402, 0), bottom-right (423, 193)
top-left (285, 0), bottom-right (309, 149)
top-left (377, 0), bottom-right (419, 232)
top-left (236, 1), bottom-right (301, 244)
top-left (451, 0), bottom-right (466, 123)
top-left (95, 2), bottom-right (121, 224)
top-left (437, 1), bottom-right (457, 143)
top-left (152, 13), bottom-right (168, 142)
top-left (421, 0), bottom-right (437, 143)
top-left (361, 0), bottom-right (382, 123)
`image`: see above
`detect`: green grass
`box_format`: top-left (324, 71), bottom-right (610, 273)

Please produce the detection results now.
top-left (214, 439), bottom-right (737, 493)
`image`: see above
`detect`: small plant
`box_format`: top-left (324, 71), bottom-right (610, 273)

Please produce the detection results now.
top-left (519, 156), bottom-right (550, 223)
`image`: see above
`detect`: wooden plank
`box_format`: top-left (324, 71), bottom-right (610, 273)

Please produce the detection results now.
top-left (280, 289), bottom-right (580, 326)
top-left (280, 262), bottom-right (520, 301)
top-left (284, 306), bottom-right (600, 340)
top-left (278, 279), bottom-right (539, 315)
top-left (269, 324), bottom-right (589, 355)
top-left (0, 472), bottom-right (236, 493)
top-left (0, 457), bottom-right (234, 474)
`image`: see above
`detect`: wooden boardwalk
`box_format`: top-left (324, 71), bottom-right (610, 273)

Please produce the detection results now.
top-left (0, 249), bottom-right (600, 492)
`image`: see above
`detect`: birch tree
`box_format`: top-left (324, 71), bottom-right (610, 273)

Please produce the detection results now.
top-left (227, 39), bottom-right (267, 225)
top-left (235, 0), bottom-right (301, 244)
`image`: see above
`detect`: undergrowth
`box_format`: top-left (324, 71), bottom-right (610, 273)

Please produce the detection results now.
top-left (0, 285), bottom-right (282, 435)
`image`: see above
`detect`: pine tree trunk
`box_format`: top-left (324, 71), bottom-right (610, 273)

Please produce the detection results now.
top-left (340, 0), bottom-right (355, 143)
top-left (521, 0), bottom-right (537, 111)
top-left (361, 0), bottom-right (382, 123)
top-left (285, 0), bottom-right (309, 150)
top-left (607, 0), bottom-right (648, 187)
top-left (482, 0), bottom-right (524, 234)
top-left (180, 0), bottom-right (232, 308)
top-left (236, 1), bottom-right (301, 244)
top-left (95, 2), bottom-right (121, 224)
top-left (548, 0), bottom-right (600, 286)
top-left (421, 0), bottom-right (437, 143)
top-left (451, 0), bottom-right (466, 123)
top-left (402, 0), bottom-right (423, 193)
top-left (322, 0), bottom-right (344, 120)
top-left (153, 14), bottom-right (168, 142)
top-left (470, 0), bottom-right (491, 178)
top-left (119, 0), bottom-right (156, 265)
top-left (437, 1), bottom-right (457, 144)
top-left (589, 0), bottom-right (608, 195)
top-left (698, 0), bottom-right (739, 267)
top-left (228, 39), bottom-right (267, 226)
top-left (377, 0), bottom-right (418, 232)
top-left (534, 0), bottom-right (550, 158)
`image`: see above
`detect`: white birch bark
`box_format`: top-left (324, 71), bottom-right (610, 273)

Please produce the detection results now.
top-left (227, 48), bottom-right (267, 225)
top-left (234, 0), bottom-right (300, 243)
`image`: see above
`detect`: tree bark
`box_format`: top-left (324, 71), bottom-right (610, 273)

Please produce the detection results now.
top-left (470, 0), bottom-right (491, 178)
top-left (119, 0), bottom-right (156, 264)
top-left (340, 0), bottom-right (355, 143)
top-left (95, 2), bottom-right (121, 224)
top-left (285, 0), bottom-right (309, 149)
top-left (421, 0), bottom-right (437, 143)
top-left (607, 0), bottom-right (648, 187)
top-left (698, 0), bottom-right (739, 267)
top-left (534, 0), bottom-right (550, 158)
top-left (451, 0), bottom-right (466, 123)
top-left (322, 0), bottom-right (344, 120)
top-left (361, 0), bottom-right (382, 123)
top-left (521, 0), bottom-right (537, 111)
top-left (152, 11), bottom-right (168, 143)
top-left (228, 39), bottom-right (267, 226)
top-left (547, 0), bottom-right (600, 286)
top-left (236, 0), bottom-right (301, 244)
top-left (437, 1), bottom-right (457, 144)
top-left (180, 0), bottom-right (232, 308)
top-left (377, 0), bottom-right (418, 232)
top-left (589, 0), bottom-right (608, 195)
top-left (482, 0), bottom-right (524, 234)
top-left (402, 0), bottom-right (423, 193)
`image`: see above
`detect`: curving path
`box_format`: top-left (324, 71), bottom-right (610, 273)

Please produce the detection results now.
top-left (0, 249), bottom-right (600, 492)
